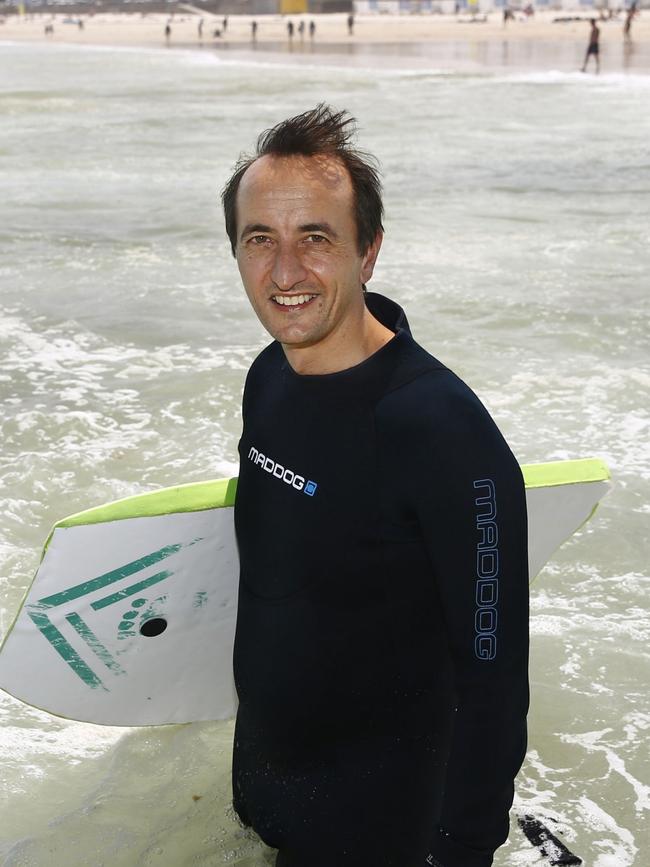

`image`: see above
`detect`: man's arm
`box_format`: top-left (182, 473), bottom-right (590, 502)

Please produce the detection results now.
top-left (413, 373), bottom-right (529, 867)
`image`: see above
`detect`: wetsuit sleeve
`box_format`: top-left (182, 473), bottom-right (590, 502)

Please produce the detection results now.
top-left (410, 373), bottom-right (529, 867)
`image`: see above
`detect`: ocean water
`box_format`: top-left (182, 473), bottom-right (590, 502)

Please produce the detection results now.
top-left (0, 40), bottom-right (649, 866)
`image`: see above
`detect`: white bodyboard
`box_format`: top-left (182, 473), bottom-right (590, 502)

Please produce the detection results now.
top-left (0, 460), bottom-right (610, 726)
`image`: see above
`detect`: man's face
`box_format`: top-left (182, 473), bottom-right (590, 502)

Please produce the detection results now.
top-left (234, 154), bottom-right (380, 357)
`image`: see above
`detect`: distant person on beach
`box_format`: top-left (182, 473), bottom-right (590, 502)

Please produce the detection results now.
top-left (251, 19), bottom-right (257, 42)
top-left (309, 19), bottom-right (316, 39)
top-left (223, 16), bottom-right (228, 33)
top-left (582, 18), bottom-right (600, 73)
top-left (347, 12), bottom-right (354, 35)
top-left (298, 20), bottom-right (305, 41)
top-left (624, 2), bottom-right (637, 40)
top-left (164, 22), bottom-right (171, 43)
top-left (221, 104), bottom-right (529, 867)
top-left (198, 18), bottom-right (203, 40)
top-left (287, 20), bottom-right (294, 41)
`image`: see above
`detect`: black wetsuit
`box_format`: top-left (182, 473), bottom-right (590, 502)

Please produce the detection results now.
top-left (233, 293), bottom-right (529, 867)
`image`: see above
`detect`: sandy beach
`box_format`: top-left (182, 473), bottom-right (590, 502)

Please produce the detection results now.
top-left (2, 9), bottom-right (649, 72)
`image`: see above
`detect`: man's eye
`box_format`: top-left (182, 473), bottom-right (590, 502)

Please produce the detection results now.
top-left (250, 235), bottom-right (270, 245)
top-left (306, 234), bottom-right (327, 244)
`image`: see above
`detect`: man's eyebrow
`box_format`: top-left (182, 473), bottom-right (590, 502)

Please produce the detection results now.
top-left (240, 222), bottom-right (340, 240)
top-left (300, 222), bottom-right (339, 238)
top-left (240, 223), bottom-right (273, 239)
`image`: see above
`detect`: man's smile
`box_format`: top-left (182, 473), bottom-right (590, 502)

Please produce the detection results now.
top-left (271, 294), bottom-right (318, 308)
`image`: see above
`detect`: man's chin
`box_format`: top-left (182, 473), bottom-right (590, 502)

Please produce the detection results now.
top-left (267, 321), bottom-right (322, 349)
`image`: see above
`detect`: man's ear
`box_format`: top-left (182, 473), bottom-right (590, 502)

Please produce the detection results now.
top-left (360, 232), bottom-right (383, 285)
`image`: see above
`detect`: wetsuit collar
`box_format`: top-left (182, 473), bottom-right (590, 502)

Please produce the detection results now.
top-left (364, 291), bottom-right (412, 336)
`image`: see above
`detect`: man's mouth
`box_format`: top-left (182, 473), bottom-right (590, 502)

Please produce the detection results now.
top-left (271, 294), bottom-right (317, 308)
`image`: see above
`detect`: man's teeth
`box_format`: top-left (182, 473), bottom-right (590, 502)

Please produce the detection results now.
top-left (273, 294), bottom-right (316, 307)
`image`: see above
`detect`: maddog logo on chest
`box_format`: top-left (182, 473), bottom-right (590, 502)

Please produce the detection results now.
top-left (247, 446), bottom-right (318, 496)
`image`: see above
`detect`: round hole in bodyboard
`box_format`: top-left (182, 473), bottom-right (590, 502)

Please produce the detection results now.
top-left (139, 618), bottom-right (168, 637)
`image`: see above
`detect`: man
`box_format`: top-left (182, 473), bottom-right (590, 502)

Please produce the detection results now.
top-left (221, 105), bottom-right (529, 867)
top-left (582, 19), bottom-right (600, 73)
top-left (624, 2), bottom-right (637, 41)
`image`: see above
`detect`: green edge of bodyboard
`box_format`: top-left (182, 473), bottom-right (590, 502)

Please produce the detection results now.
top-left (520, 457), bottom-right (610, 489)
top-left (56, 477), bottom-right (238, 529)
top-left (41, 477), bottom-right (238, 557)
top-left (522, 458), bottom-right (611, 584)
top-left (44, 459), bottom-right (608, 543)
top-left (50, 458), bottom-right (608, 537)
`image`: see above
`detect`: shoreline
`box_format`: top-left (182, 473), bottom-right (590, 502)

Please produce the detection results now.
top-left (1, 11), bottom-right (649, 73)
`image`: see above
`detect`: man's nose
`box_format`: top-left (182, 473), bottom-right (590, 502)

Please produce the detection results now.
top-left (270, 244), bottom-right (308, 291)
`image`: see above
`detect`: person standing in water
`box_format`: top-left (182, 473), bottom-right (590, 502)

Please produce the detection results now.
top-left (582, 18), bottom-right (601, 73)
top-left (624, 2), bottom-right (637, 41)
top-left (222, 104), bottom-right (529, 866)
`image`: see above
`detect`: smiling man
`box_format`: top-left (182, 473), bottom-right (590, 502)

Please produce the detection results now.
top-left (222, 105), bottom-right (529, 867)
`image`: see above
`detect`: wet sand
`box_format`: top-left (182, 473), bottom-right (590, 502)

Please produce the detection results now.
top-left (2, 10), bottom-right (649, 73)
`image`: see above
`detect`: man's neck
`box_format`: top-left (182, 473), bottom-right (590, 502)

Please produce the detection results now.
top-left (283, 308), bottom-right (395, 376)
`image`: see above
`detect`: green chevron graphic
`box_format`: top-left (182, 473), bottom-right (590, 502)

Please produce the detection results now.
top-left (26, 539), bottom-right (202, 689)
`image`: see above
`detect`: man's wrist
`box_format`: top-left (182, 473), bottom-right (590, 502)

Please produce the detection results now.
top-left (426, 827), bottom-right (495, 867)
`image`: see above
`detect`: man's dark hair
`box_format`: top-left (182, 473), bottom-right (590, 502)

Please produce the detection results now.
top-left (221, 104), bottom-right (383, 257)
